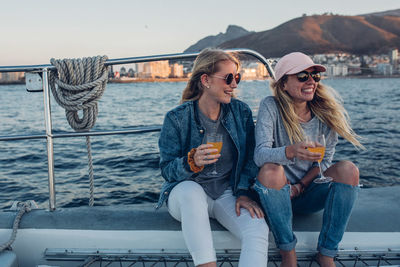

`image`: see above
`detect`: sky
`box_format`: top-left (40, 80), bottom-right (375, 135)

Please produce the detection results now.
top-left (1, 0), bottom-right (399, 67)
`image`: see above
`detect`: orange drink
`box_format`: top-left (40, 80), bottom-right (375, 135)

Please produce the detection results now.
top-left (306, 134), bottom-right (333, 183)
top-left (205, 133), bottom-right (223, 175)
top-left (207, 141), bottom-right (223, 155)
top-left (307, 146), bottom-right (325, 163)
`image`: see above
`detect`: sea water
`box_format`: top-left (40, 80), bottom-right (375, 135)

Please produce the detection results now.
top-left (0, 78), bottom-right (399, 209)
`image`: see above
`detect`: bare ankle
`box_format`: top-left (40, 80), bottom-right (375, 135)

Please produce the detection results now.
top-left (280, 249), bottom-right (297, 267)
top-left (316, 253), bottom-right (335, 267)
top-left (197, 261), bottom-right (216, 267)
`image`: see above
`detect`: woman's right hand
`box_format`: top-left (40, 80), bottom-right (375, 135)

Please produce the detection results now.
top-left (285, 141), bottom-right (321, 162)
top-left (194, 144), bottom-right (220, 167)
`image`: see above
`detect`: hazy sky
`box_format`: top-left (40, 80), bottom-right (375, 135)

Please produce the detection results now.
top-left (1, 0), bottom-right (399, 66)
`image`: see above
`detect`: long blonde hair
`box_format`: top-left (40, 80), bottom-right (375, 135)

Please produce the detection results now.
top-left (181, 48), bottom-right (239, 103)
top-left (271, 77), bottom-right (364, 149)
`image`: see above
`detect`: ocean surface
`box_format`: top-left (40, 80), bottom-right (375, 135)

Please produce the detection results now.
top-left (1, 78), bottom-right (399, 209)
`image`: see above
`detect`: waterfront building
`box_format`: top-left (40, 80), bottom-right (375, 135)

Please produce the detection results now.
top-left (170, 63), bottom-right (184, 78)
top-left (120, 67), bottom-right (127, 77)
top-left (128, 68), bottom-right (135, 77)
top-left (391, 49), bottom-right (398, 73)
top-left (257, 62), bottom-right (269, 78)
top-left (390, 49), bottom-right (398, 64)
top-left (242, 67), bottom-right (257, 79)
top-left (0, 72), bottom-right (24, 82)
top-left (376, 63), bottom-right (393, 76)
top-left (326, 64), bottom-right (348, 77)
top-left (137, 60), bottom-right (170, 78)
top-left (241, 62), bottom-right (269, 80)
top-left (347, 63), bottom-right (362, 76)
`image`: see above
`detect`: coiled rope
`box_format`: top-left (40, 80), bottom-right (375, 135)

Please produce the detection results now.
top-left (49, 56), bottom-right (109, 206)
top-left (0, 202), bottom-right (32, 252)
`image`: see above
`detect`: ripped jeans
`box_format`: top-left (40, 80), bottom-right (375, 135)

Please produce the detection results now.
top-left (168, 181), bottom-right (269, 266)
top-left (253, 180), bottom-right (359, 257)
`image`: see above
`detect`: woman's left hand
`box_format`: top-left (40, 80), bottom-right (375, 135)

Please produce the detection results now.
top-left (235, 195), bottom-right (264, 219)
top-left (290, 183), bottom-right (303, 199)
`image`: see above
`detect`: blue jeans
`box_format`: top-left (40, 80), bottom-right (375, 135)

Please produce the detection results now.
top-left (253, 180), bottom-right (359, 257)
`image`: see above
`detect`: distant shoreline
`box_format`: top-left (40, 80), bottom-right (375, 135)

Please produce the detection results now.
top-left (108, 77), bottom-right (189, 83)
top-left (1, 75), bottom-right (399, 85)
top-left (339, 74), bottom-right (400, 79)
top-left (0, 80), bottom-right (25, 85)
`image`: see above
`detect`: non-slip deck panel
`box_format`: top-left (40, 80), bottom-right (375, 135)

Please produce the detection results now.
top-left (0, 186), bottom-right (399, 232)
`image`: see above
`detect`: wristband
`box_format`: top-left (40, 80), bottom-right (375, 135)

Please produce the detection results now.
top-left (291, 184), bottom-right (301, 196)
top-left (298, 180), bottom-right (306, 189)
top-left (187, 148), bottom-right (204, 173)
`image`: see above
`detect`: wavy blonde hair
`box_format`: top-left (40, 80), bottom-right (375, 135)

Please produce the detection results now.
top-left (181, 48), bottom-right (239, 103)
top-left (271, 76), bottom-right (364, 149)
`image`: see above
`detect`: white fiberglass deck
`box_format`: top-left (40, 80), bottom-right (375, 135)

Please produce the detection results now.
top-left (0, 186), bottom-right (399, 266)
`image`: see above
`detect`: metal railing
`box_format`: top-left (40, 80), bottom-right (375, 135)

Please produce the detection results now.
top-left (0, 49), bottom-right (275, 211)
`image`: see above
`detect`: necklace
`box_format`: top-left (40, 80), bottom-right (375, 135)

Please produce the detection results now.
top-left (298, 109), bottom-right (311, 123)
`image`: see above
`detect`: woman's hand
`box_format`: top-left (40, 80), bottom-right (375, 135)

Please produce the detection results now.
top-left (290, 183), bottom-right (303, 199)
top-left (286, 140), bottom-right (322, 162)
top-left (194, 144), bottom-right (220, 167)
top-left (235, 195), bottom-right (264, 219)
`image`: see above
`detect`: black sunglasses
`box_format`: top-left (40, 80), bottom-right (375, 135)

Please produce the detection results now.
top-left (296, 71), bottom-right (321, 82)
top-left (212, 73), bottom-right (241, 85)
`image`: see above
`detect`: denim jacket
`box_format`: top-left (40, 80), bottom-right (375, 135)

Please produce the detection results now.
top-left (156, 98), bottom-right (258, 209)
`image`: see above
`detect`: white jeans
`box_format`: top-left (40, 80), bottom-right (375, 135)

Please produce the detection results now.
top-left (168, 181), bottom-right (269, 266)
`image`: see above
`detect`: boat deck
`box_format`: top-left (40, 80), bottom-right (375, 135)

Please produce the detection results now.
top-left (1, 186), bottom-right (400, 266)
top-left (1, 186), bottom-right (399, 232)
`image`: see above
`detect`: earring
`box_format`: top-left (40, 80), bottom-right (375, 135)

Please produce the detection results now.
top-left (206, 85), bottom-right (210, 89)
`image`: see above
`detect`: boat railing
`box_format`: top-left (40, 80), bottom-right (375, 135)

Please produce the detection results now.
top-left (0, 49), bottom-right (275, 211)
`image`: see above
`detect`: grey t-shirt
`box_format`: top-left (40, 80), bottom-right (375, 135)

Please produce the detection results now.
top-left (191, 108), bottom-right (233, 199)
top-left (254, 96), bottom-right (338, 184)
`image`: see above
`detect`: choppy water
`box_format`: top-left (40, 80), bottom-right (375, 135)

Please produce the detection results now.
top-left (0, 78), bottom-right (399, 209)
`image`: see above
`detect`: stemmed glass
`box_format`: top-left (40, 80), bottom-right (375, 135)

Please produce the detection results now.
top-left (306, 134), bottom-right (333, 183)
top-left (205, 133), bottom-right (223, 175)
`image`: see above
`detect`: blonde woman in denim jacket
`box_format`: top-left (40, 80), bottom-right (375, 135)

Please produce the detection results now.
top-left (158, 48), bottom-right (269, 267)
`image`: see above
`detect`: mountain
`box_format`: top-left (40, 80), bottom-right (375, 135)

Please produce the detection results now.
top-left (360, 8), bottom-right (400, 17)
top-left (219, 14), bottom-right (400, 57)
top-left (184, 25), bottom-right (252, 52)
top-left (185, 9), bottom-right (400, 57)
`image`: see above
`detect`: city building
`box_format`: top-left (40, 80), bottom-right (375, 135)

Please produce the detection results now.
top-left (170, 63), bottom-right (184, 77)
top-left (108, 51), bottom-right (400, 80)
top-left (242, 67), bottom-right (257, 79)
top-left (137, 60), bottom-right (171, 78)
top-left (390, 49), bottom-right (398, 64)
top-left (376, 63), bottom-right (393, 76)
top-left (256, 62), bottom-right (269, 78)
top-left (120, 67), bottom-right (127, 77)
top-left (241, 62), bottom-right (269, 80)
top-left (0, 72), bottom-right (24, 82)
top-left (326, 64), bottom-right (348, 77)
top-left (127, 68), bottom-right (135, 77)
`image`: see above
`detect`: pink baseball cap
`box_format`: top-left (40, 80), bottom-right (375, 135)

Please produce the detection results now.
top-left (274, 52), bottom-right (326, 81)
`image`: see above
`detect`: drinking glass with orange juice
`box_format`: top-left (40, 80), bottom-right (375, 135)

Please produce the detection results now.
top-left (206, 133), bottom-right (223, 175)
top-left (306, 134), bottom-right (333, 183)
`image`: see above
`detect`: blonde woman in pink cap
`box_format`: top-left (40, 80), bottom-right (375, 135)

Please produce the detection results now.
top-left (252, 52), bottom-right (364, 267)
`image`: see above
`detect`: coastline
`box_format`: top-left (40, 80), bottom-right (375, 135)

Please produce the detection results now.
top-left (108, 77), bottom-right (189, 83)
top-left (0, 80), bottom-right (25, 85)
top-left (330, 74), bottom-right (400, 79)
top-left (1, 74), bottom-right (399, 85)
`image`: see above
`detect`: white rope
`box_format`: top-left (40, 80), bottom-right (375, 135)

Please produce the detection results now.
top-left (0, 202), bottom-right (32, 252)
top-left (49, 56), bottom-right (109, 206)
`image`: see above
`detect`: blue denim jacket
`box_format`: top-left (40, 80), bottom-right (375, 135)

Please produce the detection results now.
top-left (156, 98), bottom-right (258, 209)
